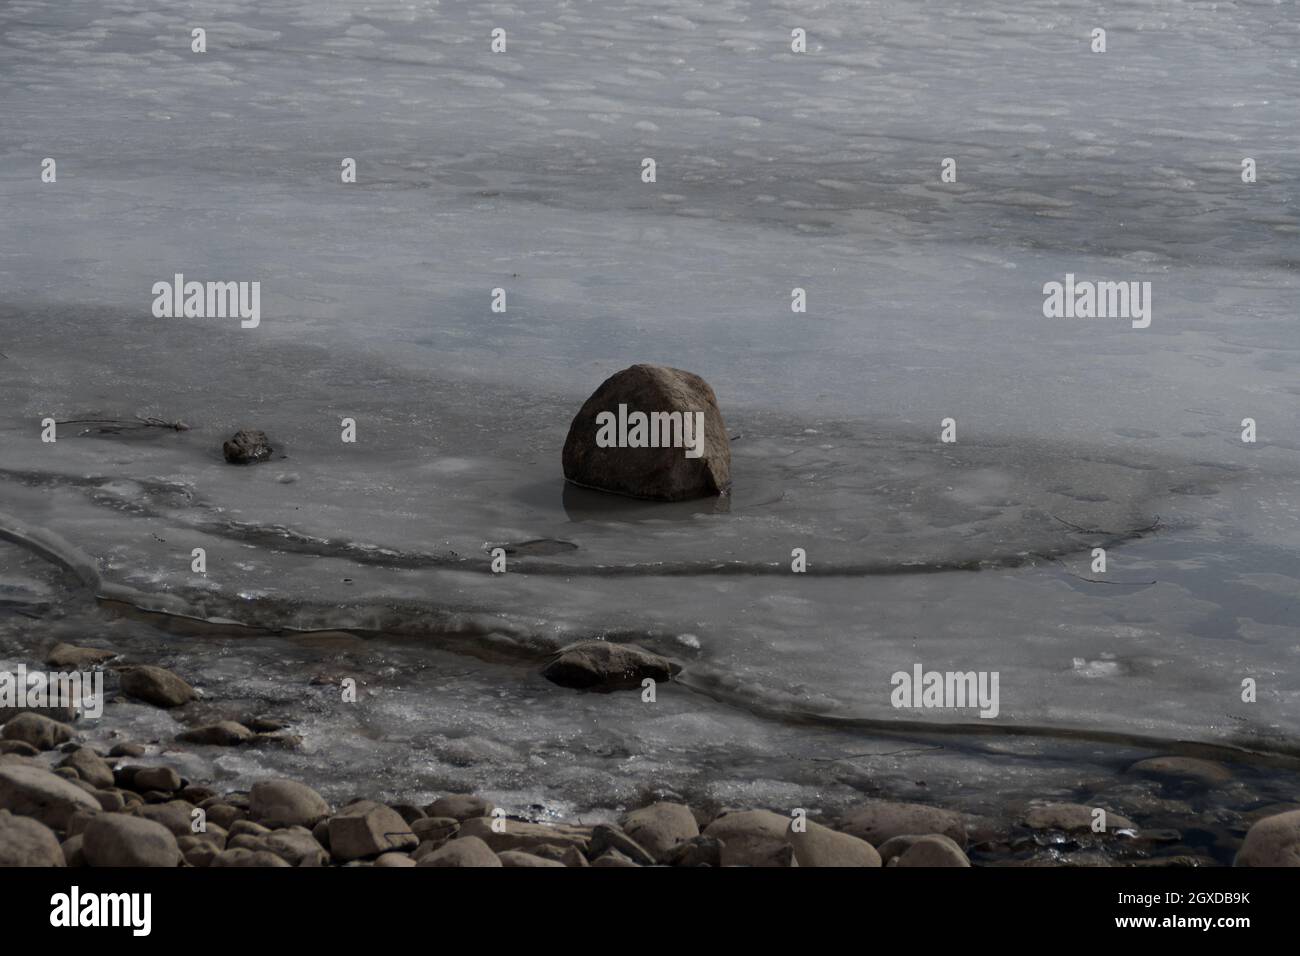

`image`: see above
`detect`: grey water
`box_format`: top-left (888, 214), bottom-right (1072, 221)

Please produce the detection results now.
top-left (0, 0), bottom-right (1297, 830)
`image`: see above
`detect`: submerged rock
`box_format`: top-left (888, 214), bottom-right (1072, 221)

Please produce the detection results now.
top-left (1127, 755), bottom-right (1232, 788)
top-left (562, 364), bottom-right (731, 501)
top-left (541, 640), bottom-right (678, 692)
top-left (1022, 803), bottom-right (1135, 833)
top-left (45, 643), bottom-right (116, 669)
top-left (222, 428), bottom-right (273, 464)
top-left (177, 721), bottom-right (254, 746)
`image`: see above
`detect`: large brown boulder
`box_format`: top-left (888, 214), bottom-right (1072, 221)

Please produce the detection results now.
top-left (0, 764), bottom-right (101, 829)
top-left (119, 665), bottom-right (196, 709)
top-left (1236, 809), bottom-right (1300, 866)
top-left (562, 364), bottom-right (730, 501)
top-left (0, 810), bottom-right (65, 866)
top-left (82, 814), bottom-right (181, 867)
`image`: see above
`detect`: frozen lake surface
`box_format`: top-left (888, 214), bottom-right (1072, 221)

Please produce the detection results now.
top-left (1, 0), bottom-right (1297, 822)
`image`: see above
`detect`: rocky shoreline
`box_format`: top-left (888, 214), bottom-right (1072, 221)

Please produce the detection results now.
top-left (2, 642), bottom-right (1298, 868)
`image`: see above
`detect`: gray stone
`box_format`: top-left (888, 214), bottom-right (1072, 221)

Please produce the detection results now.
top-left (458, 815), bottom-right (590, 853)
top-left (119, 666), bottom-right (196, 708)
top-left (328, 800), bottom-right (418, 861)
top-left (893, 834), bottom-right (970, 868)
top-left (416, 836), bottom-right (501, 867)
top-left (1236, 809), bottom-right (1300, 867)
top-left (228, 826), bottom-right (327, 866)
top-left (1022, 803), bottom-right (1135, 832)
top-left (134, 800), bottom-right (197, 837)
top-left (1128, 756), bottom-right (1233, 787)
top-left (61, 834), bottom-right (85, 867)
top-left (57, 748), bottom-right (114, 789)
top-left (44, 643), bottom-right (116, 669)
top-left (622, 801), bottom-right (699, 862)
top-left (177, 721), bottom-right (254, 746)
top-left (703, 810), bottom-right (795, 867)
top-left (223, 429), bottom-right (274, 464)
top-left (542, 641), bottom-right (678, 692)
top-left (0, 741), bottom-right (40, 757)
top-left (498, 850), bottom-right (566, 867)
top-left (0, 810), bottom-right (65, 866)
top-left (589, 823), bottom-right (655, 865)
top-left (94, 789), bottom-right (127, 812)
top-left (411, 816), bottom-right (459, 848)
top-left (789, 820), bottom-right (881, 867)
top-left (0, 764), bottom-right (101, 829)
top-left (249, 778), bottom-right (330, 828)
top-left (591, 848), bottom-right (641, 867)
top-left (83, 814), bottom-right (181, 867)
top-left (562, 364), bottom-right (731, 501)
top-left (210, 847), bottom-right (291, 867)
top-left (130, 766), bottom-right (183, 793)
top-left (876, 834), bottom-right (925, 865)
top-left (1, 713), bottom-right (75, 751)
top-left (204, 803), bottom-right (244, 830)
top-left (179, 839), bottom-right (220, 867)
top-left (423, 794), bottom-right (494, 821)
